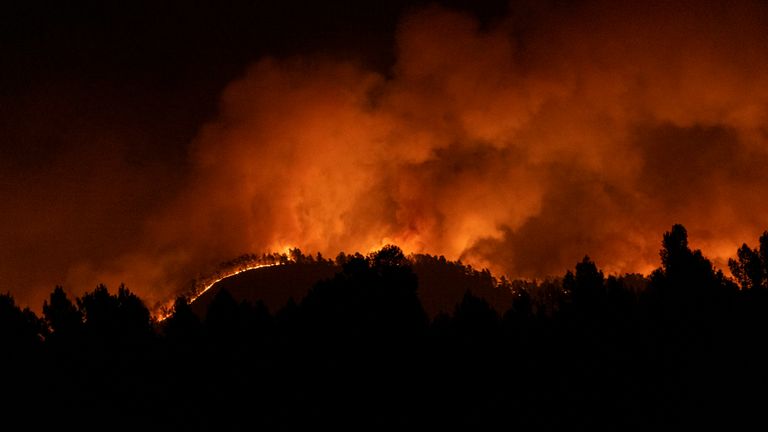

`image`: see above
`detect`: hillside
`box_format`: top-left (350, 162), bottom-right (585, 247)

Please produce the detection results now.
top-left (190, 254), bottom-right (518, 318)
top-left (189, 261), bottom-right (339, 317)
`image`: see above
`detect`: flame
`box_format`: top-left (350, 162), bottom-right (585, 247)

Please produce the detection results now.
top-left (6, 2), bottom-right (768, 311)
top-left (155, 258), bottom-right (289, 321)
top-left (112, 3), bottom-right (768, 309)
top-left (188, 264), bottom-right (279, 305)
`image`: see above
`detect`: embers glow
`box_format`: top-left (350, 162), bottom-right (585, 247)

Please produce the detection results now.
top-left (156, 261), bottom-right (285, 321)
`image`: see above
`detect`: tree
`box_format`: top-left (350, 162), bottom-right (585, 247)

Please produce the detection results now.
top-left (163, 296), bottom-right (203, 345)
top-left (759, 232), bottom-right (768, 277)
top-left (660, 224), bottom-right (691, 275)
top-left (0, 293), bottom-right (45, 424)
top-left (370, 244), bottom-right (410, 269)
top-left (205, 288), bottom-right (242, 343)
top-left (0, 293), bottom-right (44, 352)
top-left (43, 286), bottom-right (83, 343)
top-left (654, 224), bottom-right (718, 293)
top-left (727, 231), bottom-right (768, 291)
top-left (77, 284), bottom-right (152, 346)
top-left (566, 256), bottom-right (605, 305)
top-left (115, 284), bottom-right (152, 338)
top-left (729, 244), bottom-right (764, 290)
top-left (77, 284), bottom-right (118, 333)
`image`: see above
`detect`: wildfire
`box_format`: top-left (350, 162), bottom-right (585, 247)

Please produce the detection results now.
top-left (24, 2), bottom-right (768, 314)
top-left (155, 253), bottom-right (294, 321)
top-left (187, 263), bottom-right (280, 305)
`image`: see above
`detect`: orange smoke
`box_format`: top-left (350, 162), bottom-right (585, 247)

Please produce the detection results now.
top-left (8, 1), bottom-right (768, 309)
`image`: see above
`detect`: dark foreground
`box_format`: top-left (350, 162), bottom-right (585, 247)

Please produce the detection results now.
top-left (2, 225), bottom-right (768, 430)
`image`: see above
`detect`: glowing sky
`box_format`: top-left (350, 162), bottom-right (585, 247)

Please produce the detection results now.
top-left (3, 1), bottom-right (768, 310)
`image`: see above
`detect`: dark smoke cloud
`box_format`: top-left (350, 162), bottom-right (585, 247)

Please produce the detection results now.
top-left (4, 0), bottom-right (768, 311)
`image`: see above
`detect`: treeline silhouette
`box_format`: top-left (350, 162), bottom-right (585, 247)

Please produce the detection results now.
top-left (2, 225), bottom-right (768, 430)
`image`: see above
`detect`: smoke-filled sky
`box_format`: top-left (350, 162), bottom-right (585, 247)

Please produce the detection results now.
top-left (3, 0), bottom-right (768, 311)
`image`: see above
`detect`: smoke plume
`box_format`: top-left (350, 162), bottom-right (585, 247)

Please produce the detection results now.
top-left (6, 1), bottom-right (768, 309)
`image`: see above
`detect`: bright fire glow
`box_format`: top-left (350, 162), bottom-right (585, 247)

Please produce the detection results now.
top-left (188, 263), bottom-right (280, 305)
top-left (155, 260), bottom-right (286, 321)
top-left (6, 2), bottom-right (767, 312)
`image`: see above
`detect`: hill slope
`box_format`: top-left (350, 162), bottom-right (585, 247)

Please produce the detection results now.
top-left (190, 255), bottom-right (517, 318)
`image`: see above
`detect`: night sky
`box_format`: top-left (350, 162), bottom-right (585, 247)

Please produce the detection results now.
top-left (3, 0), bottom-right (768, 311)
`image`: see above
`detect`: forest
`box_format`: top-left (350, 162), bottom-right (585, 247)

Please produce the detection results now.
top-left (2, 224), bottom-right (768, 430)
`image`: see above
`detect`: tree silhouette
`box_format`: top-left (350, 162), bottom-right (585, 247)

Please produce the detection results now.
top-left (4, 228), bottom-right (768, 428)
top-left (163, 296), bottom-right (203, 346)
top-left (651, 224), bottom-right (724, 300)
top-left (660, 224), bottom-right (691, 275)
top-left (564, 255), bottom-right (605, 307)
top-left (729, 231), bottom-right (768, 291)
top-left (0, 293), bottom-right (45, 427)
top-left (77, 283), bottom-right (152, 347)
top-left (0, 292), bottom-right (44, 354)
top-left (729, 243), bottom-right (764, 290)
top-left (759, 231), bottom-right (768, 277)
top-left (205, 288), bottom-right (243, 346)
top-left (43, 286), bottom-right (83, 339)
top-left (301, 245), bottom-right (427, 348)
